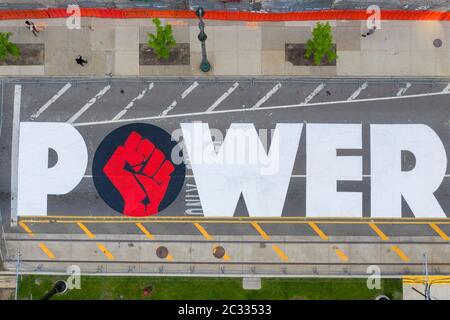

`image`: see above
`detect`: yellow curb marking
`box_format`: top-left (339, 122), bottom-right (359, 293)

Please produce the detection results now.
top-left (334, 247), bottom-right (349, 262)
top-left (97, 244), bottom-right (114, 260)
top-left (39, 243), bottom-right (55, 259)
top-left (403, 276), bottom-right (450, 285)
top-left (369, 222), bottom-right (390, 241)
top-left (136, 222), bottom-right (154, 239)
top-left (19, 221), bottom-right (34, 236)
top-left (251, 222), bottom-right (288, 261)
top-left (193, 222), bottom-right (213, 240)
top-left (77, 222), bottom-right (95, 239)
top-left (391, 245), bottom-right (410, 262)
top-left (429, 223), bottom-right (449, 241)
top-left (250, 222), bottom-right (270, 240)
top-left (308, 222), bottom-right (329, 240)
top-left (223, 253), bottom-right (231, 261)
top-left (271, 244), bottom-right (289, 261)
top-left (166, 254), bottom-right (174, 261)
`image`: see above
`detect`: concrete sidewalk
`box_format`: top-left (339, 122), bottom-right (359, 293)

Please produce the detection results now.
top-left (0, 17), bottom-right (449, 77)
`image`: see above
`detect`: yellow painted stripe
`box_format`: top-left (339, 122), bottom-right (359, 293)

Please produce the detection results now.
top-left (136, 222), bottom-right (154, 239)
top-left (391, 245), bottom-right (410, 262)
top-left (308, 222), bottom-right (329, 240)
top-left (271, 244), bottom-right (289, 261)
top-left (251, 222), bottom-right (270, 240)
top-left (334, 247), bottom-right (349, 262)
top-left (369, 222), bottom-right (390, 241)
top-left (19, 221), bottom-right (34, 236)
top-left (97, 244), bottom-right (114, 260)
top-left (223, 253), bottom-right (231, 261)
top-left (77, 222), bottom-right (95, 239)
top-left (193, 223), bottom-right (213, 240)
top-left (166, 254), bottom-right (174, 261)
top-left (39, 243), bottom-right (55, 259)
top-left (429, 223), bottom-right (449, 240)
top-left (404, 275), bottom-right (450, 284)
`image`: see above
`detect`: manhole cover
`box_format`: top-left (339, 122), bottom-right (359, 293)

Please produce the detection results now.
top-left (212, 246), bottom-right (225, 259)
top-left (156, 246), bottom-right (169, 259)
top-left (433, 38), bottom-right (443, 48)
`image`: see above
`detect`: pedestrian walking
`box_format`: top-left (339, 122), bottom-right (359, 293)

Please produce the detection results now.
top-left (75, 55), bottom-right (88, 66)
top-left (362, 26), bottom-right (377, 37)
top-left (25, 20), bottom-right (40, 37)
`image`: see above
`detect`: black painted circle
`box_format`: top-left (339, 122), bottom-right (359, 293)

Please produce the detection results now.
top-left (92, 123), bottom-right (185, 216)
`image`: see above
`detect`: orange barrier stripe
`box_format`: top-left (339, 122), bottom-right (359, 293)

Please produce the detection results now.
top-left (0, 9), bottom-right (449, 21)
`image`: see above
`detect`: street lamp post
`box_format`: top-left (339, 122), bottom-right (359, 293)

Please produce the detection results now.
top-left (195, 7), bottom-right (211, 73)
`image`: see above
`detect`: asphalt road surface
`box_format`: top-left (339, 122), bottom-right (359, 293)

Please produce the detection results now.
top-left (1, 77), bottom-right (450, 238)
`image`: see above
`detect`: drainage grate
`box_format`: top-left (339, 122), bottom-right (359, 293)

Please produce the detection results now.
top-left (212, 246), bottom-right (225, 259)
top-left (433, 39), bottom-right (443, 48)
top-left (156, 246), bottom-right (169, 259)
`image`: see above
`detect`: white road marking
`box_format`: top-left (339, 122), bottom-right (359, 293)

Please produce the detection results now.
top-left (30, 83), bottom-right (71, 120)
top-left (347, 81), bottom-right (368, 101)
top-left (181, 81), bottom-right (199, 99)
top-left (206, 82), bottom-right (239, 113)
top-left (11, 85), bottom-right (21, 226)
top-left (112, 83), bottom-right (153, 121)
top-left (443, 83), bottom-right (450, 92)
top-left (301, 83), bottom-right (325, 105)
top-left (160, 82), bottom-right (199, 116)
top-left (67, 85), bottom-right (111, 124)
top-left (160, 100), bottom-right (177, 117)
top-left (73, 90), bottom-right (450, 127)
top-left (396, 82), bottom-right (411, 96)
top-left (251, 82), bottom-right (282, 109)
top-left (83, 174), bottom-right (450, 179)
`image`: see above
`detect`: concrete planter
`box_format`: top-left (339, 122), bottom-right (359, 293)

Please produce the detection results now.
top-left (139, 43), bottom-right (190, 66)
top-left (285, 43), bottom-right (337, 66)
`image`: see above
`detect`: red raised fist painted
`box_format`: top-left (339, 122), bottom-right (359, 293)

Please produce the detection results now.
top-left (103, 131), bottom-right (175, 217)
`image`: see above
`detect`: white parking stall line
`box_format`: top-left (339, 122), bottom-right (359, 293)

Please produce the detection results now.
top-left (161, 101), bottom-right (177, 117)
top-left (301, 83), bottom-right (325, 105)
top-left (443, 83), bottom-right (450, 92)
top-left (112, 83), bottom-right (154, 121)
top-left (396, 82), bottom-right (412, 96)
top-left (30, 83), bottom-right (72, 120)
top-left (206, 82), bottom-right (239, 113)
top-left (73, 90), bottom-right (450, 127)
top-left (181, 81), bottom-right (199, 99)
top-left (67, 85), bottom-right (111, 124)
top-left (11, 85), bottom-right (21, 226)
top-left (160, 82), bottom-right (199, 116)
top-left (251, 82), bottom-right (282, 109)
top-left (347, 81), bottom-right (368, 101)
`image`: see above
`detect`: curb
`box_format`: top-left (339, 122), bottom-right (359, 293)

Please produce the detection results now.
top-left (0, 8), bottom-right (449, 21)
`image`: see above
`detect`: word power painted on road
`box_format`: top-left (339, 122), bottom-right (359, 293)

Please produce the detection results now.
top-left (15, 121), bottom-right (449, 219)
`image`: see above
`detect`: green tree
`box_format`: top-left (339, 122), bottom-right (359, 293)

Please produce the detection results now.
top-left (304, 22), bottom-right (337, 66)
top-left (147, 18), bottom-right (176, 60)
top-left (0, 32), bottom-right (20, 62)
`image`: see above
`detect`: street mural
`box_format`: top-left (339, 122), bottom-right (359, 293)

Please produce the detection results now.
top-left (16, 121), bottom-right (449, 218)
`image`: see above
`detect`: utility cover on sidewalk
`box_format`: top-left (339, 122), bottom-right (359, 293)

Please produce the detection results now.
top-left (243, 277), bottom-right (261, 290)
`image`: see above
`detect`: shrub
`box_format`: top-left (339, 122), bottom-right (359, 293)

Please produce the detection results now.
top-left (305, 22), bottom-right (337, 66)
top-left (147, 18), bottom-right (176, 60)
top-left (0, 32), bottom-right (20, 62)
